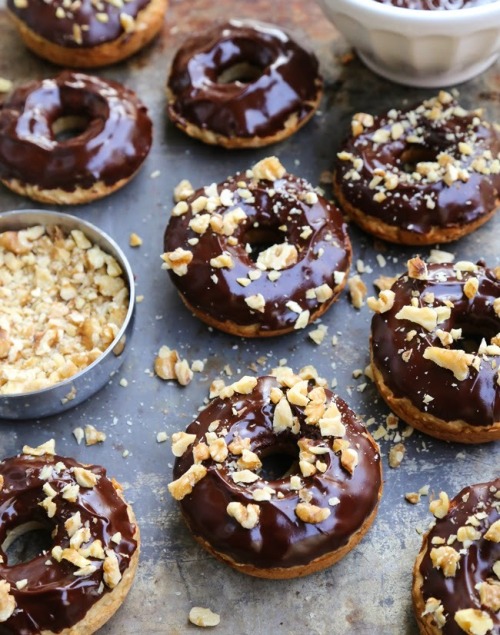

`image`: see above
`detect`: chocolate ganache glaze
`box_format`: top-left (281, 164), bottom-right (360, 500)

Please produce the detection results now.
top-left (6, 0), bottom-right (151, 48)
top-left (162, 157), bottom-right (351, 336)
top-left (0, 452), bottom-right (138, 634)
top-left (170, 374), bottom-right (382, 573)
top-left (371, 260), bottom-right (500, 429)
top-left (374, 0), bottom-right (497, 8)
top-left (0, 72), bottom-right (152, 194)
top-left (334, 92), bottom-right (500, 243)
top-left (167, 19), bottom-right (323, 143)
top-left (414, 479), bottom-right (500, 634)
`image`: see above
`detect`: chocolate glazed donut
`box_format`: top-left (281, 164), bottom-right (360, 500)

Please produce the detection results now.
top-left (166, 19), bottom-right (323, 148)
top-left (0, 72), bottom-right (152, 204)
top-left (413, 479), bottom-right (500, 635)
top-left (0, 447), bottom-right (139, 634)
top-left (334, 91), bottom-right (500, 245)
top-left (369, 257), bottom-right (500, 443)
top-left (168, 372), bottom-right (382, 579)
top-left (7, 0), bottom-right (167, 67)
top-left (162, 157), bottom-right (352, 337)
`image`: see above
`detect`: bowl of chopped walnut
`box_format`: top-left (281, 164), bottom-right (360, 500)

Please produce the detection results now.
top-left (0, 210), bottom-right (135, 420)
top-left (316, 0), bottom-right (500, 87)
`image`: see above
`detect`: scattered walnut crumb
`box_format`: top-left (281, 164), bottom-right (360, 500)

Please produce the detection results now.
top-left (348, 275), bottom-right (367, 309)
top-left (128, 233), bottom-right (142, 248)
top-left (156, 431), bottom-right (168, 443)
top-left (174, 179), bottom-right (194, 202)
top-left (389, 443), bottom-right (405, 468)
top-left (154, 346), bottom-right (193, 386)
top-left (250, 156), bottom-right (286, 182)
top-left (429, 491), bottom-right (450, 519)
top-left (23, 439), bottom-right (55, 456)
top-left (0, 78), bottom-right (13, 93)
top-left (84, 424), bottom-right (106, 445)
top-left (189, 607), bottom-right (220, 628)
top-left (73, 427), bottom-right (84, 445)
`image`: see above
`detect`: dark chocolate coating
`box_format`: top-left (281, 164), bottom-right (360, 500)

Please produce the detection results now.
top-left (371, 262), bottom-right (500, 427)
top-left (0, 71), bottom-right (152, 192)
top-left (167, 19), bottom-right (323, 140)
top-left (416, 479), bottom-right (500, 634)
top-left (335, 97), bottom-right (500, 237)
top-left (0, 453), bottom-right (138, 634)
top-left (7, 0), bottom-right (151, 48)
top-left (173, 376), bottom-right (382, 570)
top-left (374, 0), bottom-right (497, 8)
top-left (163, 167), bottom-right (351, 333)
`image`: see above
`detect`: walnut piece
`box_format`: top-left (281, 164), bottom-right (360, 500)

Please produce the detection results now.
top-left (454, 608), bottom-right (493, 635)
top-left (485, 519), bottom-right (500, 542)
top-left (423, 347), bottom-right (473, 381)
top-left (103, 549), bottom-right (122, 589)
top-left (430, 546), bottom-right (460, 577)
top-left (171, 432), bottom-right (196, 457)
top-left (295, 502), bottom-right (331, 524)
top-left (477, 581), bottom-right (500, 612)
top-left (407, 257), bottom-right (428, 280)
top-left (250, 156), bottom-right (286, 182)
top-left (161, 248), bottom-right (193, 276)
top-left (367, 290), bottom-right (396, 314)
top-left (226, 502), bottom-right (260, 529)
top-left (189, 607), bottom-right (221, 628)
top-left (168, 465), bottom-right (207, 501)
top-left (348, 275), bottom-right (367, 309)
top-left (0, 580), bottom-right (16, 622)
top-left (429, 491), bottom-right (450, 519)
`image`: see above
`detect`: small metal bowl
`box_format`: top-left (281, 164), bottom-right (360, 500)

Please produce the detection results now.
top-left (0, 210), bottom-right (135, 420)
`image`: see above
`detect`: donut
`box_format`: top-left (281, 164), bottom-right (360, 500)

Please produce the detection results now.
top-left (412, 478), bottom-right (500, 635)
top-left (369, 256), bottom-right (500, 443)
top-left (166, 19), bottom-right (323, 148)
top-left (0, 71), bottom-right (152, 205)
top-left (0, 440), bottom-right (139, 634)
top-left (167, 369), bottom-right (382, 579)
top-left (162, 156), bottom-right (351, 337)
top-left (6, 0), bottom-right (167, 67)
top-left (333, 91), bottom-right (500, 245)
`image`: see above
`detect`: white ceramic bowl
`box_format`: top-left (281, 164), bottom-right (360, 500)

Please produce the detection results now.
top-left (316, 0), bottom-right (500, 87)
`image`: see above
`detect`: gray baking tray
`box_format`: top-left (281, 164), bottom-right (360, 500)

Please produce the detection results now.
top-left (0, 1), bottom-right (499, 633)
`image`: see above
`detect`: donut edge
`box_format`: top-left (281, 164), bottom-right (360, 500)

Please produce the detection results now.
top-left (7, 0), bottom-right (167, 68)
top-left (333, 174), bottom-right (499, 246)
top-left (370, 344), bottom-right (500, 444)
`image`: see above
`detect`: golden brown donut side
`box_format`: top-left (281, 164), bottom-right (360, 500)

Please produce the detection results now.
top-left (7, 0), bottom-right (167, 67)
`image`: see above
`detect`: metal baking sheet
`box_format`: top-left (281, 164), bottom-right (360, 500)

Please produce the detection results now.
top-left (0, 1), bottom-right (499, 633)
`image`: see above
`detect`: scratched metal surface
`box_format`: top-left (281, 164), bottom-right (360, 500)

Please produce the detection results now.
top-left (0, 0), bottom-right (499, 633)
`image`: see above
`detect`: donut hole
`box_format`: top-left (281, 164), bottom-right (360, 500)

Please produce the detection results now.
top-left (52, 115), bottom-right (91, 142)
top-left (217, 62), bottom-right (265, 85)
top-left (259, 445), bottom-right (298, 480)
top-left (450, 321), bottom-right (498, 354)
top-left (2, 521), bottom-right (53, 565)
top-left (244, 228), bottom-right (287, 264)
top-left (400, 146), bottom-right (439, 173)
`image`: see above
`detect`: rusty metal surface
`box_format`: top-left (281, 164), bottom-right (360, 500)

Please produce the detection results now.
top-left (0, 0), bottom-right (499, 633)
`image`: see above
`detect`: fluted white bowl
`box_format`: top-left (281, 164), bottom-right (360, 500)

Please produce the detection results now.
top-left (316, 0), bottom-right (500, 87)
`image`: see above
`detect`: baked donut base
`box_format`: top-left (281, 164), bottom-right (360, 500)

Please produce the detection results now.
top-left (371, 347), bottom-right (500, 443)
top-left (175, 276), bottom-right (348, 338)
top-left (2, 172), bottom-right (141, 205)
top-left (42, 500), bottom-right (140, 635)
top-left (8, 0), bottom-right (167, 68)
top-left (167, 87), bottom-right (323, 149)
top-left (182, 497), bottom-right (381, 580)
top-left (333, 177), bottom-right (499, 246)
top-left (412, 532), bottom-right (442, 635)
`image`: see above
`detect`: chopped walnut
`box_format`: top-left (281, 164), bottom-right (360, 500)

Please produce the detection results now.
top-left (273, 397), bottom-right (294, 433)
top-left (23, 439), bottom-right (55, 456)
top-left (226, 502), bottom-right (260, 529)
top-left (161, 248), bottom-right (193, 276)
top-left (0, 580), bottom-right (16, 622)
top-left (237, 449), bottom-right (262, 471)
top-left (84, 425), bottom-right (106, 446)
top-left (454, 609), bottom-right (493, 635)
top-left (348, 275), bottom-right (367, 309)
top-left (463, 277), bottom-right (479, 299)
top-left (208, 438), bottom-right (228, 463)
top-left (256, 243), bottom-right (298, 271)
top-left (367, 290), bottom-right (396, 314)
top-left (430, 546), bottom-right (460, 577)
top-left (422, 597), bottom-right (446, 628)
top-left (245, 294), bottom-right (266, 313)
top-left (485, 519), bottom-right (500, 542)
top-left (430, 491), bottom-right (450, 519)
top-left (389, 443), bottom-right (405, 468)
top-left (174, 179), bottom-right (194, 202)
top-left (103, 550), bottom-right (122, 589)
top-left (340, 448), bottom-right (359, 474)
top-left (250, 156), bottom-right (286, 182)
top-left (73, 467), bottom-right (99, 489)
top-left (171, 432), bottom-right (196, 457)
top-left (477, 581), bottom-right (500, 612)
top-left (227, 436), bottom-right (251, 455)
top-left (168, 464), bottom-right (207, 501)
top-left (295, 502), bottom-right (331, 524)
top-left (230, 470), bottom-right (259, 484)
top-left (189, 607), bottom-right (221, 628)
top-left (407, 257), bottom-right (428, 280)
top-left (395, 305), bottom-right (442, 331)
top-left (423, 347), bottom-right (473, 381)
